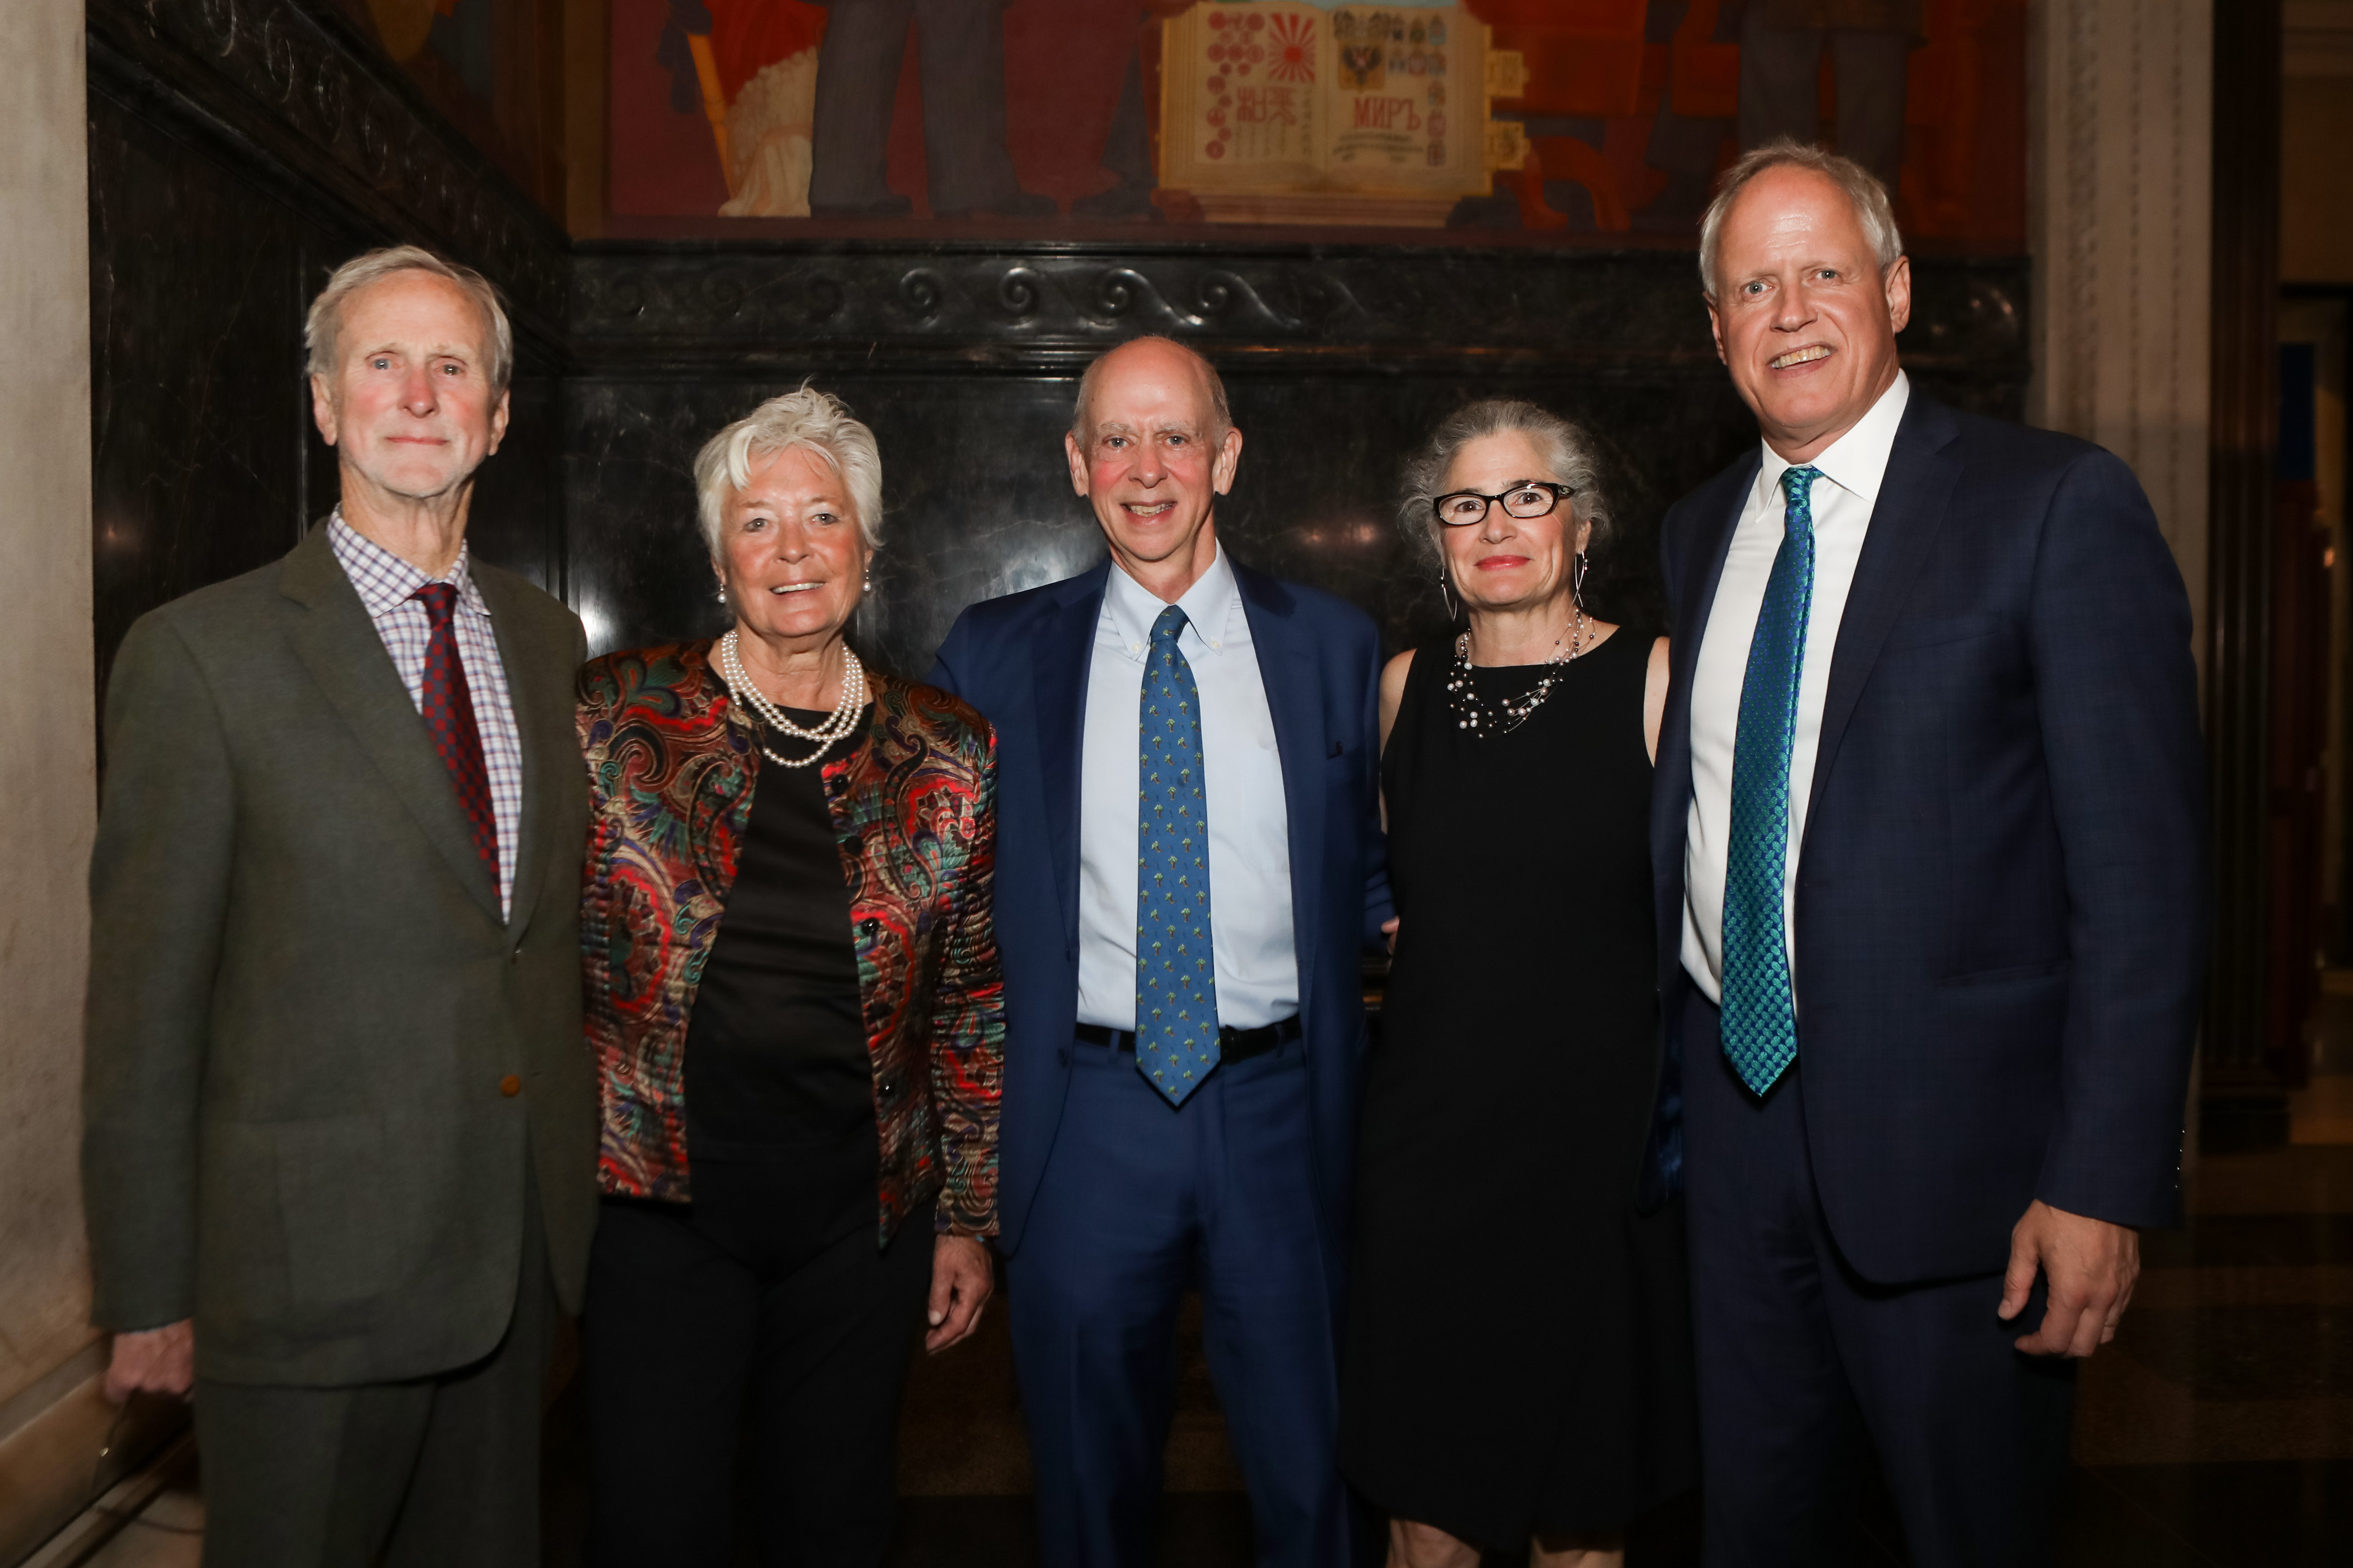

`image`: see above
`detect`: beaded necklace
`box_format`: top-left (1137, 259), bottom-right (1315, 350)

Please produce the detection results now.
top-left (1443, 607), bottom-right (1591, 737)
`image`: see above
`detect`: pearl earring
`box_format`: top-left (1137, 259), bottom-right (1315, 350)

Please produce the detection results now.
top-left (715, 583), bottom-right (727, 605)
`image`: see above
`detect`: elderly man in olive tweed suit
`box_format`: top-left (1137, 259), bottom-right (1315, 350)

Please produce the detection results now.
top-left (82, 247), bottom-right (598, 1566)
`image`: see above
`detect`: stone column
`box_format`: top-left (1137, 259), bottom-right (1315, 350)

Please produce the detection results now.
top-left (2027, 0), bottom-right (2215, 631)
top-left (0, 0), bottom-right (110, 1557)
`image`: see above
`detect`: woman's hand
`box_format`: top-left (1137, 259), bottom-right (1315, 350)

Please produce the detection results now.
top-left (925, 1234), bottom-right (995, 1354)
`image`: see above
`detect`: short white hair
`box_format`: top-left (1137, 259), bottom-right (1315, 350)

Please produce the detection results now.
top-left (693, 385), bottom-right (885, 559)
top-left (1697, 139), bottom-right (1904, 299)
top-left (304, 245), bottom-right (512, 392)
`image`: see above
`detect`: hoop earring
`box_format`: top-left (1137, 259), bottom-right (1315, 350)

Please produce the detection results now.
top-left (1437, 568), bottom-right (1458, 622)
top-left (1571, 551), bottom-right (1588, 614)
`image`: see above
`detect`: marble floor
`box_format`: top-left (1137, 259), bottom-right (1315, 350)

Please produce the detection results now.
top-left (51, 989), bottom-right (2353, 1566)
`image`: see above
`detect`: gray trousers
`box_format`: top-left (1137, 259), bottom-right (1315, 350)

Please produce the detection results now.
top-left (809, 0), bottom-right (1021, 213)
top-left (191, 1207), bottom-right (555, 1567)
top-left (1737, 8), bottom-right (1912, 191)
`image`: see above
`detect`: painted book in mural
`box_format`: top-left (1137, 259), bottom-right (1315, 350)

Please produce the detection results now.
top-left (1158, 3), bottom-right (1491, 226)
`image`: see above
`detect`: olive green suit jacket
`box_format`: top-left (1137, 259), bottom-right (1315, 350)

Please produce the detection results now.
top-left (82, 524), bottom-right (598, 1387)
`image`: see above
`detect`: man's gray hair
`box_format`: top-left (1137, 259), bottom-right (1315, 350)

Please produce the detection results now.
top-left (304, 245), bottom-right (514, 393)
top-left (1697, 139), bottom-right (1904, 298)
top-left (1070, 335), bottom-right (1233, 442)
top-left (694, 385), bottom-right (885, 559)
top-left (1397, 399), bottom-right (1611, 576)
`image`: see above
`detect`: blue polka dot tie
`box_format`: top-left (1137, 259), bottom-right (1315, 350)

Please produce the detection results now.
top-left (1136, 605), bottom-right (1220, 1106)
top-left (1721, 465), bottom-right (1821, 1096)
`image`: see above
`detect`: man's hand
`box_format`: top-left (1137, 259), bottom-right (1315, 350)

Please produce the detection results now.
top-left (1381, 917), bottom-right (1399, 954)
top-left (104, 1320), bottom-right (195, 1403)
top-left (925, 1235), bottom-right (994, 1355)
top-left (1998, 1200), bottom-right (2139, 1357)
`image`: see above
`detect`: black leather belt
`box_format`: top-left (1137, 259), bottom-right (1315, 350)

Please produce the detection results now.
top-left (1074, 1016), bottom-right (1302, 1063)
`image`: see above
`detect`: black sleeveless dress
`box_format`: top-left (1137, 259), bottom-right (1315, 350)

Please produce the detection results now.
top-left (1339, 628), bottom-right (1698, 1546)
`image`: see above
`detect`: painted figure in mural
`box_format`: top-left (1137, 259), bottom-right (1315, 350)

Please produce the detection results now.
top-left (1737, 0), bottom-right (1922, 191)
top-left (926, 336), bottom-right (1389, 1568)
top-left (806, 0), bottom-right (1056, 218)
top-left (82, 246), bottom-right (598, 1565)
top-left (1339, 402), bottom-right (1695, 1568)
top-left (1654, 142), bottom-right (2204, 1564)
top-left (572, 387), bottom-right (1003, 1567)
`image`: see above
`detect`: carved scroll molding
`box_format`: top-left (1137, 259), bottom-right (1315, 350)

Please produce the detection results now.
top-left (2028, 0), bottom-right (2214, 619)
top-left (86, 0), bottom-right (569, 342)
top-left (571, 244), bottom-right (2028, 391)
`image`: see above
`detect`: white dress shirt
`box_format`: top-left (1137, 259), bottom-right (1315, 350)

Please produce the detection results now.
top-left (329, 513), bottom-right (524, 919)
top-left (1681, 371), bottom-right (1911, 1002)
top-left (1077, 546), bottom-right (1299, 1032)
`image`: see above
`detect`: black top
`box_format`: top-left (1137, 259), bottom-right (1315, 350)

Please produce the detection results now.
top-left (682, 705), bottom-right (878, 1267)
top-left (1339, 629), bottom-right (1697, 1544)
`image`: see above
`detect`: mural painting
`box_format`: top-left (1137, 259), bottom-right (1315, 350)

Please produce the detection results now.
top-left (606, 0), bottom-right (2027, 248)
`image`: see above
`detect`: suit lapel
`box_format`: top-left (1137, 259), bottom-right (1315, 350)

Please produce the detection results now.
top-left (1802, 396), bottom-right (1961, 834)
top-left (1234, 563), bottom-right (1325, 1008)
top-left (476, 568), bottom-right (553, 938)
top-left (1653, 454), bottom-right (1757, 900)
top-left (1034, 562), bottom-right (1110, 954)
top-left (279, 529), bottom-right (505, 924)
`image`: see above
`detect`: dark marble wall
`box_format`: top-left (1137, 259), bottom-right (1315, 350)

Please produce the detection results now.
top-left (565, 245), bottom-right (2029, 676)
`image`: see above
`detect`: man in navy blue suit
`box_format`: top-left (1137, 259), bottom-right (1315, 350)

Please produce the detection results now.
top-left (928, 336), bottom-right (1387, 1568)
top-left (1649, 142), bottom-right (2205, 1564)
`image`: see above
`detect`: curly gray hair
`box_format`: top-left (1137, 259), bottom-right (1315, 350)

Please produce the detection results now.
top-left (304, 245), bottom-right (512, 393)
top-left (693, 385), bottom-right (885, 560)
top-left (1397, 399), bottom-right (1611, 577)
top-left (1697, 138), bottom-right (1904, 299)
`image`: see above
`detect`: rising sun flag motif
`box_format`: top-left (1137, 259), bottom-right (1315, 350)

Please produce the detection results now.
top-left (1265, 11), bottom-right (1316, 83)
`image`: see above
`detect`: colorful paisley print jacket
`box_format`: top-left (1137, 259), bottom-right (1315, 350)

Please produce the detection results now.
top-left (578, 642), bottom-right (1004, 1241)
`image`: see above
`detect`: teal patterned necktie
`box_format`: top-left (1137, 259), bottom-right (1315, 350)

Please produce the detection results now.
top-left (1136, 605), bottom-right (1221, 1105)
top-left (1721, 465), bottom-right (1821, 1096)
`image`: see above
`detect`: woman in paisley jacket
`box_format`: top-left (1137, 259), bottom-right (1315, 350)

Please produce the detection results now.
top-left (576, 387), bottom-right (1003, 1567)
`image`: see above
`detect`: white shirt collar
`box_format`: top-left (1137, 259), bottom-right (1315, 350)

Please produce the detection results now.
top-left (1757, 369), bottom-right (1911, 511)
top-left (1102, 542), bottom-right (1242, 662)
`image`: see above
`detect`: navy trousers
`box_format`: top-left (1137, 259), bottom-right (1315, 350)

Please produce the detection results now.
top-left (1006, 1031), bottom-right (1349, 1568)
top-left (1682, 996), bottom-right (2075, 1567)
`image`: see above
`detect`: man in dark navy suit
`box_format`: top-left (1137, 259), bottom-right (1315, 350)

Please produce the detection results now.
top-left (928, 336), bottom-right (1387, 1568)
top-left (1649, 142), bottom-right (2205, 1564)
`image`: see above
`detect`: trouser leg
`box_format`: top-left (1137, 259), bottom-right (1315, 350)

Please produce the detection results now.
top-left (1194, 1040), bottom-right (1349, 1568)
top-left (1006, 1037), bottom-right (1198, 1568)
top-left (1684, 1005), bottom-right (1862, 1568)
top-left (583, 1199), bottom-right (758, 1568)
top-left (1738, 12), bottom-right (1825, 153)
top-left (1825, 1256), bottom-right (2075, 1568)
top-left (382, 1186), bottom-right (556, 1568)
top-left (1828, 29), bottom-right (1912, 191)
top-left (912, 0), bottom-right (1022, 213)
top-left (809, 0), bottom-right (918, 208)
top-left (194, 1378), bottom-right (431, 1567)
top-left (749, 1202), bottom-right (937, 1568)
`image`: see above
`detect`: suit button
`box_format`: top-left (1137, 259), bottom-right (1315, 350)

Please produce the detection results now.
top-left (861, 919), bottom-right (881, 936)
top-left (879, 1077), bottom-right (901, 1099)
top-left (499, 1074), bottom-right (522, 1097)
top-left (508, 946), bottom-right (522, 965)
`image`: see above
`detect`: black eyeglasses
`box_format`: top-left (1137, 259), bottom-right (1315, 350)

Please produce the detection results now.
top-left (1431, 480), bottom-right (1578, 527)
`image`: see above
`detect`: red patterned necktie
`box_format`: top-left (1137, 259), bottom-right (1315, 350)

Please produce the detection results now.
top-left (412, 582), bottom-right (498, 878)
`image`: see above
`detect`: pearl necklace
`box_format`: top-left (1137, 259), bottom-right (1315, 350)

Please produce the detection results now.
top-left (1444, 609), bottom-right (1590, 738)
top-left (715, 629), bottom-right (867, 769)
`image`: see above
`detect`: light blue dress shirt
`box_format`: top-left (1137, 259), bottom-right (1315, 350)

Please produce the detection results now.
top-left (1076, 546), bottom-right (1299, 1033)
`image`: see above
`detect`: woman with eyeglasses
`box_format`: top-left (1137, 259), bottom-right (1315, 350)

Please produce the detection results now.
top-left (1339, 401), bottom-right (1696, 1568)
